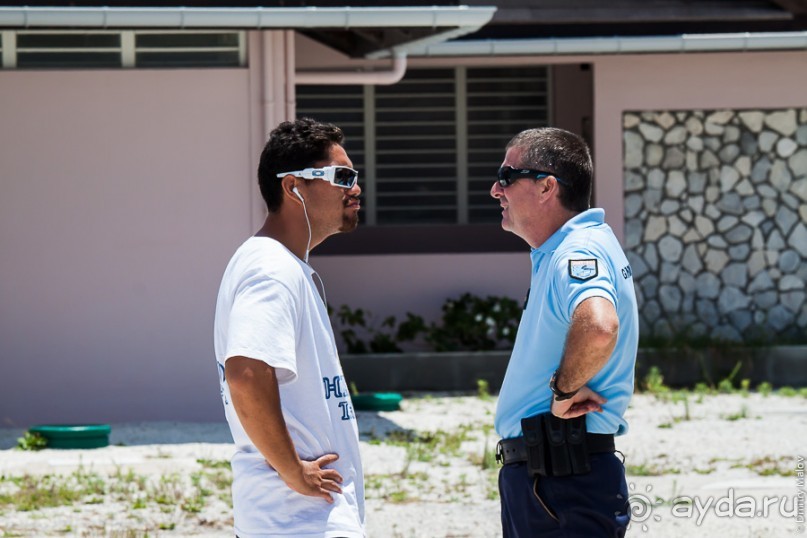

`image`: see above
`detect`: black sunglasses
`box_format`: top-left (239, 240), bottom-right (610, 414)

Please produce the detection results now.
top-left (497, 166), bottom-right (570, 188)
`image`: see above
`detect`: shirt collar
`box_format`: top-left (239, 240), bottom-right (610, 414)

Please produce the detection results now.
top-left (531, 208), bottom-right (605, 260)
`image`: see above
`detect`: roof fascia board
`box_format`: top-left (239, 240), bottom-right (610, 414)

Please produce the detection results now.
top-left (402, 31), bottom-right (807, 57)
top-left (0, 6), bottom-right (496, 30)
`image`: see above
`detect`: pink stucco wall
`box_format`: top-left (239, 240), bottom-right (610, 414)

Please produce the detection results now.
top-left (312, 252), bottom-right (530, 330)
top-left (0, 69), bottom-right (253, 425)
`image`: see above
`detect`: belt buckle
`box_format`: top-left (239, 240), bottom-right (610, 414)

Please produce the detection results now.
top-left (495, 440), bottom-right (504, 465)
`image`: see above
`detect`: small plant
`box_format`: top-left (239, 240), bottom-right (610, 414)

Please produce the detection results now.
top-left (757, 381), bottom-right (773, 397)
top-left (723, 405), bottom-right (749, 421)
top-left (694, 382), bottom-right (712, 395)
top-left (717, 361), bottom-right (743, 394)
top-left (16, 431), bottom-right (47, 451)
top-left (778, 386), bottom-right (798, 397)
top-left (479, 439), bottom-right (498, 470)
top-left (739, 379), bottom-right (751, 397)
top-left (476, 379), bottom-right (491, 401)
top-left (642, 366), bottom-right (670, 399)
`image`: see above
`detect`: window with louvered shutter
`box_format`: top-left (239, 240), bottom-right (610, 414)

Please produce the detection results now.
top-left (467, 67), bottom-right (550, 223)
top-left (297, 65), bottom-right (550, 227)
top-left (296, 84), bottom-right (367, 225)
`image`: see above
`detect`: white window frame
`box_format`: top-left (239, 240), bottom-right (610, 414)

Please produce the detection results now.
top-left (0, 29), bottom-right (245, 69)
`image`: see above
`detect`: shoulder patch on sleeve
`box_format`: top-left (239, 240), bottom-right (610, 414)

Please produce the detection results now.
top-left (568, 259), bottom-right (598, 281)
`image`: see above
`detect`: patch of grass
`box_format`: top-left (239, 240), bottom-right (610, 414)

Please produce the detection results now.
top-left (387, 490), bottom-right (410, 503)
top-left (203, 469), bottom-right (232, 493)
top-left (0, 462), bottom-right (233, 521)
top-left (0, 467), bottom-right (107, 511)
top-left (386, 425), bottom-right (476, 464)
top-left (693, 467), bottom-right (715, 475)
top-left (626, 463), bottom-right (680, 476)
top-left (745, 456), bottom-right (794, 476)
top-left (196, 459), bottom-right (230, 470)
top-left (722, 405), bottom-right (749, 421)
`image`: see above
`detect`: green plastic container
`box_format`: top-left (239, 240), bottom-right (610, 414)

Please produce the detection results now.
top-left (351, 392), bottom-right (403, 411)
top-left (28, 424), bottom-right (111, 449)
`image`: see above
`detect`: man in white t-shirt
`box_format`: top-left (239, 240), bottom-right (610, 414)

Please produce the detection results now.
top-left (214, 118), bottom-right (364, 538)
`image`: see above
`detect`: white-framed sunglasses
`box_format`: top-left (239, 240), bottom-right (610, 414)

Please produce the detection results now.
top-left (276, 165), bottom-right (359, 188)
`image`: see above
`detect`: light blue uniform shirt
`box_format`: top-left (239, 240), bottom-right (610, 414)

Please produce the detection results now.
top-left (494, 208), bottom-right (639, 439)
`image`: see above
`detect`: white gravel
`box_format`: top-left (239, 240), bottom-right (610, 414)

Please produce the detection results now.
top-left (1, 392), bottom-right (805, 537)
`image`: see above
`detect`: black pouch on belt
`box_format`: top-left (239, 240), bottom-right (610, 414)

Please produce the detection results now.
top-left (521, 412), bottom-right (547, 477)
top-left (521, 412), bottom-right (591, 477)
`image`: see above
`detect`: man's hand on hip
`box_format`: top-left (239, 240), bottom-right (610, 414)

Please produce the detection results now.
top-left (279, 453), bottom-right (344, 503)
top-left (551, 386), bottom-right (606, 419)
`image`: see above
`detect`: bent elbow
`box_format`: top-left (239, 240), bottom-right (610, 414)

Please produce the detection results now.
top-left (588, 312), bottom-right (619, 351)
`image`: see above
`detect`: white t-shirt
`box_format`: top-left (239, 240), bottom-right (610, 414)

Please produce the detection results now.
top-left (214, 236), bottom-right (365, 538)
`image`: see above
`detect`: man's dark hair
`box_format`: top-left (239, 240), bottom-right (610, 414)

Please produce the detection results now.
top-left (506, 127), bottom-right (593, 212)
top-left (257, 117), bottom-right (344, 212)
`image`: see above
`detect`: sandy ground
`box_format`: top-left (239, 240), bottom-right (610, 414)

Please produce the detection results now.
top-left (1, 392), bottom-right (805, 537)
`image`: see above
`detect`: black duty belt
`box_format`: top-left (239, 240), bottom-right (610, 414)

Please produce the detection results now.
top-left (496, 433), bottom-right (615, 466)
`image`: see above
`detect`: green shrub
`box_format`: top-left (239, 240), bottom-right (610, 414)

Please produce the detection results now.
top-left (16, 431), bottom-right (47, 451)
top-left (334, 293), bottom-right (520, 354)
top-left (426, 293), bottom-right (520, 352)
top-left (336, 306), bottom-right (427, 354)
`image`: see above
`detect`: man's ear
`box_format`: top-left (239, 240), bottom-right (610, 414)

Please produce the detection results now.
top-left (280, 175), bottom-right (302, 204)
top-left (535, 176), bottom-right (553, 196)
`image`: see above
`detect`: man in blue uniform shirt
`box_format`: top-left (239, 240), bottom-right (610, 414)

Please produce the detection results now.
top-left (490, 127), bottom-right (639, 537)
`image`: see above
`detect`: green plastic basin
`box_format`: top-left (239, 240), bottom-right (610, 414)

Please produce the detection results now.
top-left (28, 424), bottom-right (111, 449)
top-left (351, 392), bottom-right (403, 411)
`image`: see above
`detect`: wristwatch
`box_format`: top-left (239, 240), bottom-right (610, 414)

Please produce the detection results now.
top-left (549, 370), bottom-right (579, 401)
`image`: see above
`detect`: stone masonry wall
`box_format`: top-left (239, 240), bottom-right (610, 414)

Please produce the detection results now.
top-left (623, 108), bottom-right (807, 342)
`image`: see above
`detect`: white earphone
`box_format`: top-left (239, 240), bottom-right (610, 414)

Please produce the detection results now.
top-left (289, 184), bottom-right (325, 303)
top-left (292, 186), bottom-right (304, 202)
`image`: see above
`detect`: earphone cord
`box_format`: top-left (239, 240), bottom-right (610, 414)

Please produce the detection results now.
top-left (299, 194), bottom-right (312, 264)
top-left (298, 195), bottom-right (327, 306)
